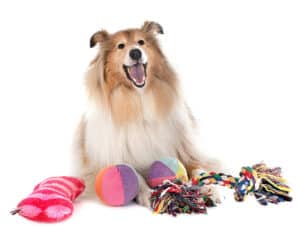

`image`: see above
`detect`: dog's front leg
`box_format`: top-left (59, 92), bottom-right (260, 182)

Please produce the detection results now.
top-left (135, 172), bottom-right (151, 208)
top-left (176, 136), bottom-right (222, 204)
top-left (176, 131), bottom-right (222, 177)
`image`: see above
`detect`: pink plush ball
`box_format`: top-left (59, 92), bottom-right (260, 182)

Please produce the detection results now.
top-left (95, 164), bottom-right (139, 206)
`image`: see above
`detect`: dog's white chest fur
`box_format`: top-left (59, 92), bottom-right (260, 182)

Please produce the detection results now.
top-left (84, 97), bottom-right (188, 174)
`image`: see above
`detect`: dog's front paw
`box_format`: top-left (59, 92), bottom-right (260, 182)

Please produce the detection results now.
top-left (136, 189), bottom-right (151, 208)
top-left (199, 185), bottom-right (222, 204)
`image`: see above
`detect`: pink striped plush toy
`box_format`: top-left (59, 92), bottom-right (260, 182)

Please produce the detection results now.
top-left (11, 176), bottom-right (85, 222)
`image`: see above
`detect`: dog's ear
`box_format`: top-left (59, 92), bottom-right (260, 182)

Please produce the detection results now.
top-left (141, 21), bottom-right (164, 35)
top-left (90, 30), bottom-right (109, 48)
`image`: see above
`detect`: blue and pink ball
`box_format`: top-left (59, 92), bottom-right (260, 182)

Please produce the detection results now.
top-left (147, 157), bottom-right (188, 187)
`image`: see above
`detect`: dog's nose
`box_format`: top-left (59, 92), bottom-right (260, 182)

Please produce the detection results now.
top-left (129, 49), bottom-right (142, 60)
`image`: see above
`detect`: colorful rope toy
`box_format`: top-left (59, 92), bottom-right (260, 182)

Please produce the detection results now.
top-left (150, 163), bottom-right (292, 216)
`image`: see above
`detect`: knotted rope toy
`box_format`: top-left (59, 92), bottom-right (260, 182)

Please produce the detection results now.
top-left (150, 162), bottom-right (292, 216)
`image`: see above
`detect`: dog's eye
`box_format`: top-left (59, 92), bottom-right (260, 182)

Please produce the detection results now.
top-left (138, 40), bottom-right (145, 46)
top-left (118, 43), bottom-right (125, 49)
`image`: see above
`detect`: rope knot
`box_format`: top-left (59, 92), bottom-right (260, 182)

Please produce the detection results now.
top-left (234, 167), bottom-right (257, 201)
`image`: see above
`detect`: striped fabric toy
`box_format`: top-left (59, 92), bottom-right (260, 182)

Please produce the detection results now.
top-left (11, 176), bottom-right (85, 222)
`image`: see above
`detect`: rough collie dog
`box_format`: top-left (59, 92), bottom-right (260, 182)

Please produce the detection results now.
top-left (72, 21), bottom-right (221, 207)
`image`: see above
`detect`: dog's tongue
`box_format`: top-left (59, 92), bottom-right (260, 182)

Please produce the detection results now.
top-left (129, 64), bottom-right (144, 84)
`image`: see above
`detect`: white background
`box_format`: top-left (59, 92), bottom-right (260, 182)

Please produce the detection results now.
top-left (0, 0), bottom-right (299, 230)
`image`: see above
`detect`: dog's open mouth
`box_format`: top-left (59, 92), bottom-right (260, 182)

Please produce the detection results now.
top-left (123, 63), bottom-right (147, 88)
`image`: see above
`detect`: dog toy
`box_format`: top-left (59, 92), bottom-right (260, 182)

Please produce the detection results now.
top-left (150, 180), bottom-right (215, 216)
top-left (147, 157), bottom-right (188, 187)
top-left (11, 176), bottom-right (85, 222)
top-left (150, 162), bottom-right (292, 216)
top-left (95, 164), bottom-right (139, 206)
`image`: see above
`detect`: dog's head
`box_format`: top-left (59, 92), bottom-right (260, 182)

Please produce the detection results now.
top-left (90, 21), bottom-right (165, 89)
